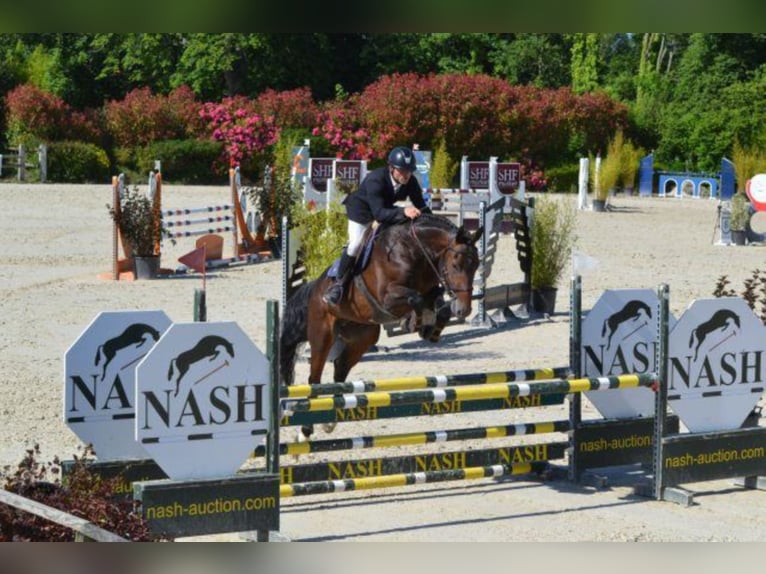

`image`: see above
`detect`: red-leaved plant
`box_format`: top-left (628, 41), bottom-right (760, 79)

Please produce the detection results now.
top-left (0, 445), bottom-right (165, 542)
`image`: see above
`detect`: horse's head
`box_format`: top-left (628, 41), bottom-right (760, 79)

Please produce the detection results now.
top-left (441, 224), bottom-right (483, 320)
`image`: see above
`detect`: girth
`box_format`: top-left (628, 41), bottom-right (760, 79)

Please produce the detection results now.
top-left (352, 275), bottom-right (400, 324)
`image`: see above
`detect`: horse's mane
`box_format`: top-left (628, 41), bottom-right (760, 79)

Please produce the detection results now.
top-left (382, 213), bottom-right (457, 240)
top-left (412, 213), bottom-right (458, 233)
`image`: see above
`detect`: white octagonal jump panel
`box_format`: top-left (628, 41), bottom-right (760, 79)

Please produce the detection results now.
top-left (667, 297), bottom-right (766, 432)
top-left (64, 310), bottom-right (172, 461)
top-left (581, 289), bottom-right (676, 419)
top-left (136, 322), bottom-right (270, 480)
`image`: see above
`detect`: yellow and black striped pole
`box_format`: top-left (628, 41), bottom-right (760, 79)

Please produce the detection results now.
top-left (282, 373), bottom-right (656, 414)
top-left (280, 366), bottom-right (570, 398)
top-left (253, 420), bottom-right (571, 458)
top-left (280, 462), bottom-right (549, 498)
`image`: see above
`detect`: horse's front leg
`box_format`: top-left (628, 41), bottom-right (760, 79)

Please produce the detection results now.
top-left (419, 288), bottom-right (452, 342)
top-left (382, 285), bottom-right (425, 314)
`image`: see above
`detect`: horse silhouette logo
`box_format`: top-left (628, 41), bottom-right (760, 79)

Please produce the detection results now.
top-left (689, 309), bottom-right (741, 361)
top-left (167, 335), bottom-right (235, 396)
top-left (602, 300), bottom-right (652, 349)
top-left (94, 323), bottom-right (161, 381)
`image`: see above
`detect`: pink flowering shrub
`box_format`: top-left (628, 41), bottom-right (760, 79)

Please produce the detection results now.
top-left (199, 97), bottom-right (281, 170)
top-left (312, 96), bottom-right (377, 160)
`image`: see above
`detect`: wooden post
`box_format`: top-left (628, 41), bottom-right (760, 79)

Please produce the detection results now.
top-left (112, 176), bottom-right (119, 280)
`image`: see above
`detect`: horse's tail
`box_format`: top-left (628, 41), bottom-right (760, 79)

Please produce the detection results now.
top-left (94, 344), bottom-right (103, 366)
top-left (279, 279), bottom-right (316, 386)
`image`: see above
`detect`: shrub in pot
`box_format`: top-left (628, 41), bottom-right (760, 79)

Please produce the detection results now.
top-left (730, 192), bottom-right (751, 246)
top-left (530, 195), bottom-right (577, 314)
top-left (107, 186), bottom-right (165, 278)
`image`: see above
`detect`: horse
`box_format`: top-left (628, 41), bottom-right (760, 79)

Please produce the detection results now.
top-left (280, 214), bottom-right (483, 438)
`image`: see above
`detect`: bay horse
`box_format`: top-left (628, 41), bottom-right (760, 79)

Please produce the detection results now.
top-left (280, 214), bottom-right (483, 437)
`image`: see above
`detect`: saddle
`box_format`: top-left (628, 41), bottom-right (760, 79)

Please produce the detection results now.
top-left (328, 225), bottom-right (380, 279)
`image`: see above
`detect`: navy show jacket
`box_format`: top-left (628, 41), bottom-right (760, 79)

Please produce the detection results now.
top-left (343, 166), bottom-right (429, 225)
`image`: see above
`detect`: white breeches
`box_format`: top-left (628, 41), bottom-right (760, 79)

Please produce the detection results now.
top-left (346, 220), bottom-right (370, 257)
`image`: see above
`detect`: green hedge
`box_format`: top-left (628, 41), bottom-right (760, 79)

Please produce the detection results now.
top-left (116, 139), bottom-right (225, 185)
top-left (543, 163), bottom-right (581, 193)
top-left (47, 141), bottom-right (111, 183)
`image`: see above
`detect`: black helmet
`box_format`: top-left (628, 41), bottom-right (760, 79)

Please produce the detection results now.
top-left (387, 146), bottom-right (417, 172)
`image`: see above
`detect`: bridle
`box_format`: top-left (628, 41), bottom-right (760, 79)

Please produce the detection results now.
top-left (409, 221), bottom-right (475, 299)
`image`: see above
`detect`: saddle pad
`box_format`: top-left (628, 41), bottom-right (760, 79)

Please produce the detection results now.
top-left (328, 226), bottom-right (379, 278)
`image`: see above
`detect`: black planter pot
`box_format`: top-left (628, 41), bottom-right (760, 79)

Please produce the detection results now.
top-left (731, 229), bottom-right (747, 246)
top-left (592, 199), bottom-right (607, 212)
top-left (133, 256), bottom-right (160, 279)
top-left (531, 287), bottom-right (557, 315)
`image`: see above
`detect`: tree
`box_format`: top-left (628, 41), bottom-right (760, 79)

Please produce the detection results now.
top-left (570, 33), bottom-right (599, 94)
top-left (491, 34), bottom-right (570, 88)
top-left (655, 34), bottom-right (748, 171)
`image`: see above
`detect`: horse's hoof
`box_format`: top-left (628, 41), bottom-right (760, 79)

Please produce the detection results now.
top-left (297, 425), bottom-right (313, 444)
top-left (321, 422), bottom-right (337, 434)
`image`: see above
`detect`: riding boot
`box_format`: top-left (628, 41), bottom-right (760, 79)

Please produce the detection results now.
top-left (323, 251), bottom-right (356, 305)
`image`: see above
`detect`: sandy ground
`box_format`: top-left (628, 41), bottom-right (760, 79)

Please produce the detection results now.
top-left (1, 181), bottom-right (765, 542)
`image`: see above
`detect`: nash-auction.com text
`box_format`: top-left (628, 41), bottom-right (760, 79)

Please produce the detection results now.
top-left (145, 495), bottom-right (277, 520)
top-left (665, 446), bottom-right (765, 469)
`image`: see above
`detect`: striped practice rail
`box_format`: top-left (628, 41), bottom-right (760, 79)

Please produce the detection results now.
top-left (164, 214), bottom-right (234, 228)
top-left (280, 461), bottom-right (549, 497)
top-left (253, 419), bottom-right (571, 458)
top-left (160, 204), bottom-right (234, 216)
top-left (280, 366), bottom-right (570, 399)
top-left (281, 373), bottom-right (657, 414)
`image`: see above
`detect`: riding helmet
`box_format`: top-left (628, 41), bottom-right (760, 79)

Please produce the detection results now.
top-left (387, 146), bottom-right (417, 172)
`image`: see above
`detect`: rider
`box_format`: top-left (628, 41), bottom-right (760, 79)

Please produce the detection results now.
top-left (323, 146), bottom-right (431, 305)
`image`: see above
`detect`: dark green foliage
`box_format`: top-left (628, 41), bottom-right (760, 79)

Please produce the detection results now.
top-left (135, 139), bottom-right (224, 184)
top-left (291, 201), bottom-right (348, 280)
top-left (543, 163), bottom-right (580, 193)
top-left (0, 445), bottom-right (164, 542)
top-left (47, 141), bottom-right (110, 183)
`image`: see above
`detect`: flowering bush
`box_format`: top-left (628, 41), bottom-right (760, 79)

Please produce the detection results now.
top-left (312, 96), bottom-right (377, 160)
top-left (199, 97), bottom-right (280, 170)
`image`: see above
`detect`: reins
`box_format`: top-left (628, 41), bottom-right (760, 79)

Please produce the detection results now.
top-left (408, 220), bottom-right (473, 297)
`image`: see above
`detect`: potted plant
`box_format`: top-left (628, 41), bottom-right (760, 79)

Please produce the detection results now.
top-left (594, 151), bottom-right (620, 211)
top-left (729, 192), bottom-right (750, 246)
top-left (530, 195), bottom-right (577, 314)
top-left (108, 186), bottom-right (163, 278)
top-left (620, 141), bottom-right (644, 196)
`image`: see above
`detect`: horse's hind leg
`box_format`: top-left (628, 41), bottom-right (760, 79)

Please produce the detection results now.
top-left (322, 323), bottom-right (381, 434)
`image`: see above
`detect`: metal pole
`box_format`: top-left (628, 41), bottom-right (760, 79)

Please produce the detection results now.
top-left (194, 288), bottom-right (207, 322)
top-left (653, 283), bottom-right (670, 500)
top-left (281, 215), bottom-right (289, 313)
top-left (476, 200), bottom-right (488, 325)
top-left (568, 275), bottom-right (583, 481)
top-left (258, 299), bottom-right (281, 543)
top-left (266, 300), bottom-right (280, 474)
